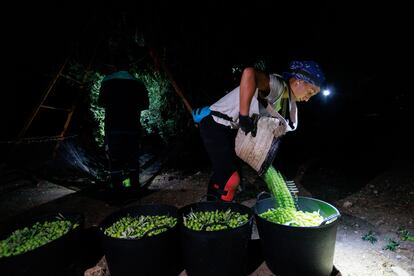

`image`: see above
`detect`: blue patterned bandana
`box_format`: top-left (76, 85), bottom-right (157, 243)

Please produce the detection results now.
top-left (283, 61), bottom-right (325, 87)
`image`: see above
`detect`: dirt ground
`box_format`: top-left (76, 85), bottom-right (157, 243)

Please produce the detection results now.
top-left (331, 161), bottom-right (414, 276)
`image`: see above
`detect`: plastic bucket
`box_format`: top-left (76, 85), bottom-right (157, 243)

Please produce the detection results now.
top-left (99, 204), bottom-right (180, 276)
top-left (235, 116), bottom-right (285, 175)
top-left (254, 196), bottom-right (340, 276)
top-left (179, 202), bottom-right (253, 276)
top-left (0, 212), bottom-right (83, 276)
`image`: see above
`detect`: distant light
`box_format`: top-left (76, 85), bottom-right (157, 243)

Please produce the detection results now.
top-left (322, 89), bottom-right (331, 96)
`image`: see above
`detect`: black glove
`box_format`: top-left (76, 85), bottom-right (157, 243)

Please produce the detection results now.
top-left (239, 113), bottom-right (256, 137)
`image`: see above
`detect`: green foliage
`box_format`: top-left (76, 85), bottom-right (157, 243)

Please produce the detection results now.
top-left (231, 64), bottom-right (244, 76)
top-left (86, 68), bottom-right (185, 147)
top-left (383, 238), bottom-right (400, 251)
top-left (64, 61), bottom-right (106, 146)
top-left (253, 59), bottom-right (267, 71)
top-left (65, 56), bottom-right (186, 147)
top-left (231, 59), bottom-right (267, 81)
top-left (66, 62), bottom-right (88, 83)
top-left (397, 226), bottom-right (414, 242)
top-left (362, 230), bottom-right (378, 244)
top-left (88, 73), bottom-right (106, 146)
top-left (134, 70), bottom-right (186, 142)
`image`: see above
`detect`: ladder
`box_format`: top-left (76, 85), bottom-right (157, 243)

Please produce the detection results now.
top-left (17, 58), bottom-right (87, 142)
top-left (15, 54), bottom-right (96, 161)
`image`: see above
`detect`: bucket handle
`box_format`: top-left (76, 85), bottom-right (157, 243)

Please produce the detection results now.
top-left (319, 213), bottom-right (341, 226)
top-left (256, 191), bottom-right (272, 201)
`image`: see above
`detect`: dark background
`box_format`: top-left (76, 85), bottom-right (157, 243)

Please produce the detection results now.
top-left (1, 1), bottom-right (413, 176)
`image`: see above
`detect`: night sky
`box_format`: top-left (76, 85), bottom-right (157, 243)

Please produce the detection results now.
top-left (2, 2), bottom-right (413, 165)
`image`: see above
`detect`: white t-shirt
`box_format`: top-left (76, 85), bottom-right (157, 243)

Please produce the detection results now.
top-left (210, 74), bottom-right (297, 130)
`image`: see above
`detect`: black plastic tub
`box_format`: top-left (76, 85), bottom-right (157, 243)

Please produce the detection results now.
top-left (254, 196), bottom-right (340, 276)
top-left (99, 204), bottom-right (180, 276)
top-left (179, 202), bottom-right (254, 276)
top-left (0, 212), bottom-right (84, 276)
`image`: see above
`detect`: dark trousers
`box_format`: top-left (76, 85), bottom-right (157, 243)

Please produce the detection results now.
top-left (104, 130), bottom-right (140, 188)
top-left (199, 115), bottom-right (239, 197)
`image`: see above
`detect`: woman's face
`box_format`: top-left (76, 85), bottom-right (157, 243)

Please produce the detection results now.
top-left (291, 79), bottom-right (320, 102)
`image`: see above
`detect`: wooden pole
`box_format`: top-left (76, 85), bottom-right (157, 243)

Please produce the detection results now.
top-left (148, 47), bottom-right (193, 114)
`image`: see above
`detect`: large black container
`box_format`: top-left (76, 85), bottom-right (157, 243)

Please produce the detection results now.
top-left (99, 204), bottom-right (180, 276)
top-left (254, 196), bottom-right (340, 276)
top-left (179, 202), bottom-right (254, 276)
top-left (0, 212), bottom-right (83, 276)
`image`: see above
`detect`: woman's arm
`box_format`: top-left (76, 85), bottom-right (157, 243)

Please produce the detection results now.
top-left (239, 67), bottom-right (270, 115)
